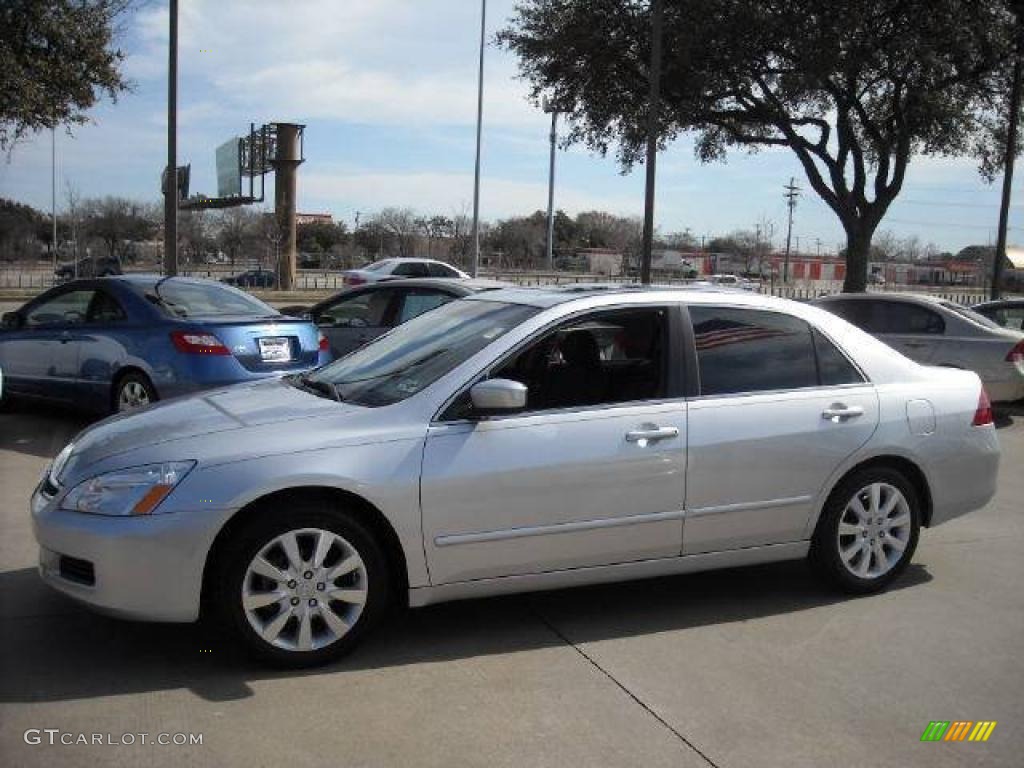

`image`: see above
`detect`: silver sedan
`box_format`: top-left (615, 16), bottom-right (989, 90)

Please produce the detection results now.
top-left (814, 292), bottom-right (1024, 402)
top-left (31, 287), bottom-right (1000, 666)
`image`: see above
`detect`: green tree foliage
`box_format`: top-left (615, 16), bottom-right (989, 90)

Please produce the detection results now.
top-left (0, 1), bottom-right (132, 150)
top-left (499, 0), bottom-right (1015, 292)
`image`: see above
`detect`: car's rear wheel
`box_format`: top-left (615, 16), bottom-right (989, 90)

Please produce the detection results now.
top-left (113, 372), bottom-right (157, 413)
top-left (810, 467), bottom-right (921, 593)
top-left (213, 503), bottom-right (390, 667)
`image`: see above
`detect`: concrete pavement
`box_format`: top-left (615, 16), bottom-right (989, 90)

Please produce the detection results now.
top-left (1, 402), bottom-right (1022, 767)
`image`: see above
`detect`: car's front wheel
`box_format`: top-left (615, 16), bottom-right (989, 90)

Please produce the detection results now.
top-left (213, 503), bottom-right (390, 667)
top-left (810, 467), bottom-right (921, 593)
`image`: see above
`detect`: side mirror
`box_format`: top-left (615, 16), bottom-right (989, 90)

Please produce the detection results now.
top-left (2, 312), bottom-right (23, 329)
top-left (470, 378), bottom-right (528, 417)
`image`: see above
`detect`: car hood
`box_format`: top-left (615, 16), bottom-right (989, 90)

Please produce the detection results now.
top-left (59, 378), bottom-right (362, 480)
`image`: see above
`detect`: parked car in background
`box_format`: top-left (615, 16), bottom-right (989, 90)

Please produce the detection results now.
top-left (869, 272), bottom-right (887, 286)
top-left (222, 269), bottom-right (276, 289)
top-left (282, 278), bottom-right (505, 358)
top-left (694, 274), bottom-right (758, 291)
top-left (54, 256), bottom-right (122, 280)
top-left (814, 293), bottom-right (1024, 402)
top-left (972, 299), bottom-right (1024, 331)
top-left (0, 276), bottom-right (330, 413)
top-left (341, 258), bottom-right (469, 287)
top-left (31, 287), bottom-right (999, 666)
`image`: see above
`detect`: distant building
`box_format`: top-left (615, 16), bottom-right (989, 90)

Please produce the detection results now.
top-left (575, 247), bottom-right (624, 276)
top-left (296, 213), bottom-right (333, 226)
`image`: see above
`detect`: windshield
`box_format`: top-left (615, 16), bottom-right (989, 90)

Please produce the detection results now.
top-left (143, 280), bottom-right (278, 318)
top-left (309, 299), bottom-right (538, 407)
top-left (940, 301), bottom-right (1002, 330)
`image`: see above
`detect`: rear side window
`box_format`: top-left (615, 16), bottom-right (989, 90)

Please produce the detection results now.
top-left (878, 301), bottom-right (945, 334)
top-left (689, 307), bottom-right (864, 395)
top-left (812, 328), bottom-right (864, 386)
top-left (427, 263), bottom-right (459, 278)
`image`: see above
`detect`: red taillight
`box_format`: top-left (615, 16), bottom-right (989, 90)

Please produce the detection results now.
top-left (1006, 339), bottom-right (1024, 364)
top-left (344, 275), bottom-right (366, 287)
top-left (972, 387), bottom-right (994, 427)
top-left (318, 332), bottom-right (330, 352)
top-left (170, 331), bottom-right (230, 355)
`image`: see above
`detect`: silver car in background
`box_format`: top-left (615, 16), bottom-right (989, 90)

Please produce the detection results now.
top-left (814, 293), bottom-right (1024, 402)
top-left (31, 287), bottom-right (1000, 666)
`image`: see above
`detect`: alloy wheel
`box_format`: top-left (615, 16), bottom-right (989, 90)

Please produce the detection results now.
top-left (836, 482), bottom-right (912, 580)
top-left (241, 528), bottom-right (368, 652)
top-left (118, 381), bottom-right (151, 410)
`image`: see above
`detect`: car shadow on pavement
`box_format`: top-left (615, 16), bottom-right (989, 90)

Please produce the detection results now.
top-left (993, 400), bottom-right (1024, 429)
top-left (0, 403), bottom-right (94, 459)
top-left (0, 559), bottom-right (932, 705)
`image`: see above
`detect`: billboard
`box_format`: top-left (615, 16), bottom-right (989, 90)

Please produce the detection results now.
top-left (216, 137), bottom-right (242, 198)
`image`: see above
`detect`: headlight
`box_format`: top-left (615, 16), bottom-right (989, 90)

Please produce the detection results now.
top-left (50, 443), bottom-right (74, 485)
top-left (59, 462), bottom-right (196, 516)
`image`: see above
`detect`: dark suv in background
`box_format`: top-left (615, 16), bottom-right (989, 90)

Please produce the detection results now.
top-left (54, 256), bottom-right (122, 281)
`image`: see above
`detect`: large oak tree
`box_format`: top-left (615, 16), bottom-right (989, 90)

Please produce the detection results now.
top-left (500, 0), bottom-right (1015, 291)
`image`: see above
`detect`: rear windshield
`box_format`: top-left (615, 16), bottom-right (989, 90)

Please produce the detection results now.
top-left (142, 280), bottom-right (278, 318)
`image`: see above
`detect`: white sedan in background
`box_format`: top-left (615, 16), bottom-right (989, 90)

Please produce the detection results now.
top-left (341, 258), bottom-right (469, 287)
top-left (815, 293), bottom-right (1024, 402)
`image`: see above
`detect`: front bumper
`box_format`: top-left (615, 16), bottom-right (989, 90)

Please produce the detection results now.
top-left (31, 485), bottom-right (232, 623)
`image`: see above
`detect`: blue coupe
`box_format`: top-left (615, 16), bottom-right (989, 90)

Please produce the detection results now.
top-left (0, 275), bottom-right (331, 413)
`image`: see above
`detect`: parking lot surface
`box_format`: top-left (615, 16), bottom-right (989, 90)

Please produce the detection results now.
top-left (1, 403), bottom-right (1022, 768)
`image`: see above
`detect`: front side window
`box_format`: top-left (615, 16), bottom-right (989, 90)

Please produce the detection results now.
top-left (309, 299), bottom-right (538, 407)
top-left (689, 306), bottom-right (819, 396)
top-left (318, 289), bottom-right (395, 328)
top-left (26, 290), bottom-right (96, 327)
top-left (480, 307), bottom-right (669, 413)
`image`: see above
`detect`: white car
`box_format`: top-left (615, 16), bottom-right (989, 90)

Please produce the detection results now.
top-left (695, 274), bottom-right (758, 291)
top-left (342, 258), bottom-right (469, 287)
top-left (32, 286), bottom-right (1000, 666)
top-left (814, 293), bottom-right (1024, 402)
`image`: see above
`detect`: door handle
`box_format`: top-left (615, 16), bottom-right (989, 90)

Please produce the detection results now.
top-left (822, 405), bottom-right (864, 423)
top-left (625, 425), bottom-right (679, 444)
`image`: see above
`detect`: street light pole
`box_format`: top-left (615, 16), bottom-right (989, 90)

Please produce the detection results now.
top-left (640, 0), bottom-right (664, 285)
top-left (470, 0), bottom-right (487, 278)
top-left (993, 6), bottom-right (1024, 300)
top-left (51, 127), bottom-right (57, 283)
top-left (163, 0), bottom-right (179, 277)
top-left (543, 99), bottom-right (559, 272)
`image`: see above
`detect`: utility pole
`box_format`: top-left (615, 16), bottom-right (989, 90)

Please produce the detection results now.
top-left (640, 0), bottom-right (664, 285)
top-left (543, 98), bottom-right (559, 272)
top-left (470, 0), bottom-right (486, 278)
top-left (51, 128), bottom-right (57, 283)
top-left (993, 1), bottom-right (1024, 300)
top-left (163, 0), bottom-right (179, 277)
top-left (816, 237), bottom-right (822, 258)
top-left (783, 177), bottom-right (800, 284)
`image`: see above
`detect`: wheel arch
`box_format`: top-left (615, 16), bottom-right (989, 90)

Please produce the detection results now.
top-left (814, 454), bottom-right (934, 534)
top-left (200, 485), bottom-right (410, 617)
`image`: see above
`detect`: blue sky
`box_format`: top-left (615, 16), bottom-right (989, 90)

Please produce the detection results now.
top-left (1, 0), bottom-right (1022, 255)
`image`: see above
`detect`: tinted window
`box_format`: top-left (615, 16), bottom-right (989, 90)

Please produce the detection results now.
top-left (427, 263), bottom-right (459, 277)
top-left (819, 299), bottom-right (876, 331)
top-left (87, 291), bottom-right (126, 323)
top-left (142, 280), bottom-right (276, 318)
top-left (813, 328), bottom-right (864, 386)
top-left (26, 290), bottom-right (96, 327)
top-left (878, 301), bottom-right (945, 334)
top-left (318, 289), bottom-right (395, 328)
top-left (310, 300), bottom-right (537, 407)
top-left (690, 307), bottom-right (818, 395)
top-left (488, 308), bottom-right (668, 412)
top-left (397, 290), bottom-right (453, 323)
top-left (392, 262), bottom-right (430, 277)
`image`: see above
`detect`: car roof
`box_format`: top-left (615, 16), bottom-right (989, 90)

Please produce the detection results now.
top-left (464, 283), bottom-right (773, 309)
top-left (814, 291), bottom-right (950, 306)
top-left (973, 299), bottom-right (1024, 309)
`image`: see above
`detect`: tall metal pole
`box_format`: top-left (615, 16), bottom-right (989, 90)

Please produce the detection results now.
top-left (163, 0), bottom-right (179, 277)
top-left (640, 0), bottom-right (664, 285)
top-left (993, 14), bottom-right (1023, 300)
top-left (783, 177), bottom-right (799, 284)
top-left (470, 0), bottom-right (486, 277)
top-left (544, 105), bottom-right (558, 271)
top-left (51, 127), bottom-right (57, 282)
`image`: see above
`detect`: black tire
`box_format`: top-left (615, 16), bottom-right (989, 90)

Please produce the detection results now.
top-left (810, 466), bottom-right (921, 594)
top-left (112, 371), bottom-right (157, 413)
top-left (211, 501), bottom-right (391, 668)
